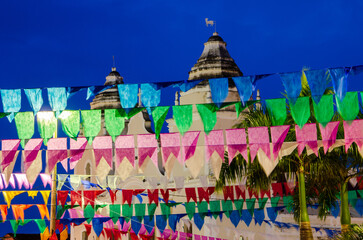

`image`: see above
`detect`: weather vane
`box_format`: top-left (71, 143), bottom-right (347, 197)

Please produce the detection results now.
top-left (205, 18), bottom-right (217, 33)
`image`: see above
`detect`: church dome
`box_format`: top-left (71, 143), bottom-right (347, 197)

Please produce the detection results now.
top-left (188, 32), bottom-right (242, 80)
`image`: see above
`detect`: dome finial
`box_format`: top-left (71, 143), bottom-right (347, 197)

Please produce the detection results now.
top-left (112, 56), bottom-right (116, 72)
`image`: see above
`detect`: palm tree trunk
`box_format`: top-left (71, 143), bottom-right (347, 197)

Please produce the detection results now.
top-left (340, 180), bottom-right (351, 233)
top-left (298, 168), bottom-right (314, 240)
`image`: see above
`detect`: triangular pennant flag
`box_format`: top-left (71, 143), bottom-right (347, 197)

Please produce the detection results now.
top-left (23, 138), bottom-right (43, 186)
top-left (160, 132), bottom-right (181, 165)
top-left (57, 191), bottom-right (69, 207)
top-left (283, 195), bottom-right (294, 213)
top-left (122, 189), bottom-right (134, 206)
top-left (122, 204), bottom-right (133, 221)
top-left (270, 125), bottom-right (290, 160)
top-left (34, 219), bottom-right (47, 234)
top-left (248, 127), bottom-right (270, 162)
top-left (319, 121), bottom-right (339, 153)
top-left (223, 186), bottom-right (234, 202)
top-left (246, 198), bottom-right (256, 216)
top-left (233, 76), bottom-right (255, 105)
top-left (15, 112), bottom-right (34, 147)
top-left (14, 173), bottom-right (30, 189)
top-left (84, 205), bottom-right (95, 222)
top-left (12, 204), bottom-right (32, 222)
top-left (47, 138), bottom-right (68, 173)
top-left (270, 196), bottom-right (280, 208)
top-left (118, 84), bottom-right (139, 110)
top-left (47, 87), bottom-right (67, 117)
top-left (69, 175), bottom-right (81, 191)
top-left (135, 203), bottom-right (146, 220)
top-left (279, 72), bottom-right (302, 105)
top-left (59, 110), bottom-right (80, 139)
top-left (40, 191), bottom-right (51, 204)
top-left (289, 96), bottom-right (310, 128)
top-left (296, 123), bottom-right (318, 156)
top-left (109, 204), bottom-right (121, 224)
top-left (229, 210), bottom-right (241, 227)
top-left (137, 134), bottom-right (158, 167)
top-left (265, 98), bottom-right (287, 126)
top-left (185, 188), bottom-right (197, 203)
top-left (0, 205), bottom-right (8, 221)
top-left (225, 128), bottom-right (248, 163)
top-left (182, 131), bottom-right (200, 162)
top-left (3, 191), bottom-right (25, 208)
top-left (115, 135), bottom-right (135, 167)
top-left (37, 111), bottom-right (57, 145)
top-left (312, 94), bottom-right (334, 126)
top-left (156, 215), bottom-right (167, 233)
top-left (222, 200), bottom-right (233, 218)
top-left (81, 110), bottom-right (101, 145)
top-left (344, 119), bottom-right (363, 151)
top-left (1, 89), bottom-right (21, 122)
top-left (336, 92), bottom-right (359, 121)
top-left (235, 185), bottom-right (246, 200)
top-left (196, 104), bottom-right (218, 134)
top-left (93, 136), bottom-right (113, 168)
top-left (24, 88), bottom-right (43, 115)
top-left (1, 140), bottom-right (20, 184)
top-left (69, 137), bottom-right (88, 170)
top-left (60, 226), bottom-right (68, 240)
top-left (209, 78), bottom-right (229, 108)
top-left (148, 203), bottom-right (157, 217)
top-left (151, 106), bottom-right (170, 139)
top-left (329, 68), bottom-right (349, 102)
top-left (304, 69), bottom-right (328, 104)
top-left (141, 83), bottom-right (161, 112)
top-left (86, 85), bottom-right (112, 100)
top-left (105, 109), bottom-right (125, 141)
top-left (71, 190), bottom-right (83, 208)
top-left (205, 130), bottom-right (225, 161)
top-left (36, 204), bottom-right (50, 220)
top-left (193, 213), bottom-right (204, 231)
top-left (172, 105), bottom-right (193, 135)
top-left (254, 209), bottom-right (265, 225)
top-left (160, 203), bottom-right (171, 219)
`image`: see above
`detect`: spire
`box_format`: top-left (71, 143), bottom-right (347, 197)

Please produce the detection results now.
top-left (188, 33), bottom-right (242, 80)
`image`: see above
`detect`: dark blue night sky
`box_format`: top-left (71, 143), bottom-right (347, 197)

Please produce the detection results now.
top-left (0, 0), bottom-right (363, 235)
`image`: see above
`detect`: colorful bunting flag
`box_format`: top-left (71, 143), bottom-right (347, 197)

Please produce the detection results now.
top-left (248, 127), bottom-right (270, 162)
top-left (47, 138), bottom-right (68, 173)
top-left (115, 135), bottom-right (135, 167)
top-left (196, 104), bottom-right (218, 134)
top-left (81, 110), bottom-right (101, 145)
top-left (336, 92), bottom-right (359, 121)
top-left (24, 88), bottom-right (43, 115)
top-left (151, 106), bottom-right (170, 139)
top-left (289, 96), bottom-right (310, 128)
top-left (59, 110), bottom-right (80, 139)
top-left (37, 111), bottom-right (57, 145)
top-left (172, 105), bottom-right (193, 135)
top-left (209, 78), bottom-right (229, 108)
top-left (329, 68), bottom-right (348, 102)
top-left (137, 134), bottom-right (158, 167)
top-left (47, 87), bottom-right (67, 117)
top-left (296, 123), bottom-right (318, 156)
top-left (312, 94), bottom-right (334, 126)
top-left (319, 121), bottom-right (339, 153)
top-left (105, 109), bottom-right (125, 141)
top-left (117, 84), bottom-right (139, 110)
top-left (344, 119), bottom-right (363, 152)
top-left (15, 112), bottom-right (34, 147)
top-left (233, 76), bottom-right (255, 105)
top-left (1, 89), bottom-right (21, 122)
top-left (265, 98), bottom-right (287, 126)
top-left (225, 128), bottom-right (248, 163)
top-left (280, 72), bottom-right (302, 104)
top-left (304, 69), bottom-right (328, 104)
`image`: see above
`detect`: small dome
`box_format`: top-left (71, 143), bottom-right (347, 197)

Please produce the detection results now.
top-left (207, 34), bottom-right (224, 43)
top-left (105, 67), bottom-right (124, 85)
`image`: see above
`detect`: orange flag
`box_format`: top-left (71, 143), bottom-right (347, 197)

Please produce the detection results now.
top-left (36, 204), bottom-right (50, 220)
top-left (0, 205), bottom-right (7, 221)
top-left (60, 226), bottom-right (68, 240)
top-left (41, 227), bottom-right (51, 240)
top-left (11, 204), bottom-right (32, 222)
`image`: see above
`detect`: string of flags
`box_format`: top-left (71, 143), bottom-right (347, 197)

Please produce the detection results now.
top-left (1, 119), bottom-right (363, 184)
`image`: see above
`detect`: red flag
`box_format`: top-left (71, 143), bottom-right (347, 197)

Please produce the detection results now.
top-left (108, 189), bottom-right (118, 204)
top-left (147, 189), bottom-right (159, 205)
top-left (84, 224), bottom-right (92, 236)
top-left (197, 188), bottom-right (209, 203)
top-left (57, 191), bottom-right (68, 207)
top-left (71, 191), bottom-right (82, 208)
top-left (83, 191), bottom-right (96, 207)
top-left (113, 229), bottom-right (121, 240)
top-left (248, 188), bottom-right (259, 199)
top-left (235, 185), bottom-right (246, 200)
top-left (185, 188), bottom-right (197, 202)
top-left (122, 189), bottom-right (133, 206)
top-left (104, 228), bottom-right (113, 240)
top-left (0, 205), bottom-right (7, 221)
top-left (50, 232), bottom-right (58, 240)
top-left (260, 189), bottom-right (271, 199)
top-left (271, 183), bottom-right (283, 197)
top-left (223, 186), bottom-right (234, 202)
top-left (160, 189), bottom-right (175, 204)
top-left (283, 182), bottom-right (295, 195)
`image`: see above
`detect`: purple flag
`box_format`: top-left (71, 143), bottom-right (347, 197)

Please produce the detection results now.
top-left (248, 127), bottom-right (270, 162)
top-left (271, 125), bottom-right (290, 159)
top-left (319, 121), bottom-right (339, 153)
top-left (115, 135), bottom-right (135, 167)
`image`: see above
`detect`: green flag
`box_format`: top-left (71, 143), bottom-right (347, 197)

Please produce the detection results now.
top-left (246, 198), bottom-right (256, 216)
top-left (119, 107), bottom-right (145, 119)
top-left (290, 96), bottom-right (310, 128)
top-left (135, 204), bottom-right (146, 220)
top-left (222, 200), bottom-right (233, 218)
top-left (84, 205), bottom-right (95, 223)
top-left (37, 111), bottom-right (57, 145)
top-left (348, 190), bottom-right (358, 208)
top-left (283, 196), bottom-right (294, 213)
top-left (81, 110), bottom-right (101, 145)
top-left (151, 106), bottom-right (170, 139)
top-left (34, 219), bottom-right (47, 233)
top-left (184, 202), bottom-right (195, 220)
top-left (105, 109), bottom-right (125, 141)
top-left (10, 219), bottom-right (32, 236)
top-left (197, 202), bottom-right (209, 214)
top-left (15, 112), bottom-right (34, 147)
top-left (209, 200), bottom-right (221, 219)
top-left (109, 204), bottom-right (121, 224)
top-left (235, 100), bottom-right (258, 118)
top-left (313, 95), bottom-right (334, 126)
top-left (160, 203), bottom-right (171, 220)
top-left (122, 204), bottom-right (133, 222)
top-left (148, 203), bottom-right (157, 218)
top-left (258, 198), bottom-right (269, 210)
top-left (60, 110), bottom-right (80, 139)
top-left (336, 92), bottom-right (359, 121)
top-left (172, 105), bottom-right (193, 135)
top-left (270, 196), bottom-right (280, 208)
top-left (266, 98), bottom-right (286, 126)
top-left (196, 104), bottom-right (218, 134)
top-left (234, 199), bottom-right (244, 215)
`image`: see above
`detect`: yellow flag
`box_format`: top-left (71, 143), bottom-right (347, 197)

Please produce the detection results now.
top-left (27, 191), bottom-right (39, 199)
top-left (3, 191), bottom-right (25, 208)
top-left (40, 191), bottom-right (51, 205)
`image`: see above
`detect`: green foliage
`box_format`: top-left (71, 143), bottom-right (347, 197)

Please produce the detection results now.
top-left (333, 224), bottom-right (363, 240)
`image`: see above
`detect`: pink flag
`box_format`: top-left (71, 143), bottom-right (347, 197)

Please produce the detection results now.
top-left (225, 129), bottom-right (248, 163)
top-left (271, 125), bottom-right (290, 159)
top-left (137, 134), bottom-right (158, 167)
top-left (0, 176), bottom-right (3, 189)
top-left (2, 174), bottom-right (16, 189)
top-left (47, 138), bottom-right (68, 173)
top-left (40, 174), bottom-right (52, 188)
top-left (115, 135), bottom-right (135, 167)
top-left (320, 121), bottom-right (339, 153)
top-left (248, 127), bottom-right (270, 162)
top-left (23, 139), bottom-right (43, 171)
top-left (14, 174), bottom-right (30, 189)
top-left (160, 133), bottom-right (181, 164)
top-left (93, 136), bottom-right (113, 168)
top-left (344, 119), bottom-right (363, 152)
top-left (1, 139), bottom-right (20, 171)
top-left (69, 137), bottom-right (88, 170)
top-left (296, 123), bottom-right (318, 156)
top-left (182, 131), bottom-right (200, 162)
top-left (205, 130), bottom-right (225, 162)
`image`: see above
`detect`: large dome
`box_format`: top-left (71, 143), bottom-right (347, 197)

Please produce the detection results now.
top-left (188, 32), bottom-right (242, 80)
